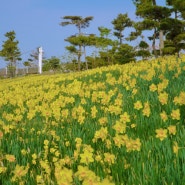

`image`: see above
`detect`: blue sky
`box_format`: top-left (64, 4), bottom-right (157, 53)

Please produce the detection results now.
top-left (0, 0), bottom-right (136, 68)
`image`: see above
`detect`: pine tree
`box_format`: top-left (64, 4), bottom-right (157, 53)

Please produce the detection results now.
top-left (0, 31), bottom-right (21, 77)
top-left (60, 16), bottom-right (93, 71)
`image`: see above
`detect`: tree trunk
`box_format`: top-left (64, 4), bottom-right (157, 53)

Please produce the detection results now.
top-left (152, 0), bottom-right (156, 5)
top-left (77, 43), bottom-right (82, 71)
top-left (175, 10), bottom-right (178, 19)
top-left (159, 30), bottom-right (164, 56)
top-left (84, 46), bottom-right (88, 70)
top-left (77, 25), bottom-right (82, 71)
top-left (152, 28), bottom-right (157, 58)
top-left (77, 51), bottom-right (81, 71)
top-left (120, 31), bottom-right (122, 45)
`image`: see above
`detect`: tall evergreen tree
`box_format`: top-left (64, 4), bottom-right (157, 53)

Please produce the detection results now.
top-left (96, 27), bottom-right (113, 65)
top-left (60, 16), bottom-right (93, 71)
top-left (65, 34), bottom-right (96, 70)
top-left (133, 0), bottom-right (171, 57)
top-left (111, 13), bottom-right (133, 45)
top-left (160, 17), bottom-right (185, 56)
top-left (0, 31), bottom-right (21, 77)
top-left (159, 0), bottom-right (185, 56)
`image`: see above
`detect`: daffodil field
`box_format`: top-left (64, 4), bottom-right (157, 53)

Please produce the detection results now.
top-left (0, 55), bottom-right (185, 185)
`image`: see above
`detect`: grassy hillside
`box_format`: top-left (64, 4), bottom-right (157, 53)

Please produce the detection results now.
top-left (0, 55), bottom-right (185, 185)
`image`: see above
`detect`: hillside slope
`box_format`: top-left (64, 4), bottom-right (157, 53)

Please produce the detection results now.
top-left (0, 55), bottom-right (185, 185)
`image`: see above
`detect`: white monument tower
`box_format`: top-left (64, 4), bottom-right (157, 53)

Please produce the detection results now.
top-left (38, 47), bottom-right (43, 74)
